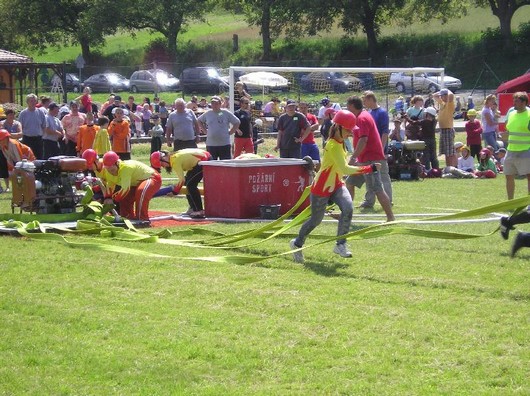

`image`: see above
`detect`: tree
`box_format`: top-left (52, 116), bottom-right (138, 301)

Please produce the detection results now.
top-left (124, 0), bottom-right (208, 63)
top-left (475, 0), bottom-right (530, 49)
top-left (3, 0), bottom-right (125, 63)
top-left (220, 0), bottom-right (325, 61)
top-left (337, 0), bottom-right (406, 60)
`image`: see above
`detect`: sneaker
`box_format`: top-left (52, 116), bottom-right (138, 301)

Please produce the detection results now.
top-left (333, 243), bottom-right (352, 258)
top-left (289, 239), bottom-right (304, 263)
top-left (511, 232), bottom-right (525, 258)
top-left (4, 188), bottom-right (9, 193)
top-left (182, 208), bottom-right (194, 216)
top-left (500, 216), bottom-right (513, 240)
top-left (358, 202), bottom-right (374, 209)
top-left (189, 210), bottom-right (205, 219)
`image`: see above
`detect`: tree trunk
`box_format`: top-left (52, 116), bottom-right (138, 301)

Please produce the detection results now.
top-left (79, 37), bottom-right (92, 64)
top-left (261, 5), bottom-right (272, 61)
top-left (497, 5), bottom-right (514, 51)
top-left (167, 30), bottom-right (178, 62)
top-left (362, 11), bottom-right (378, 60)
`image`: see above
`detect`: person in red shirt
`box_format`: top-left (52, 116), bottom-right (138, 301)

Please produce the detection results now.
top-left (465, 109), bottom-right (483, 160)
top-left (289, 110), bottom-right (380, 263)
top-left (345, 96), bottom-right (395, 222)
top-left (75, 87), bottom-right (93, 114)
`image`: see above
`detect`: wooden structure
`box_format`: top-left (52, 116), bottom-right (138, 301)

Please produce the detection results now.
top-left (0, 49), bottom-right (68, 105)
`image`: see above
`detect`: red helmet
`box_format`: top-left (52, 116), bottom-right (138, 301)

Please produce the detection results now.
top-left (102, 151), bottom-right (120, 167)
top-left (0, 129), bottom-right (11, 140)
top-left (150, 151), bottom-right (162, 168)
top-left (332, 110), bottom-right (357, 131)
top-left (82, 149), bottom-right (98, 167)
top-left (324, 107), bottom-right (337, 117)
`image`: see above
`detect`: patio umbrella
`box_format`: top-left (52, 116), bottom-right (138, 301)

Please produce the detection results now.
top-left (238, 72), bottom-right (289, 97)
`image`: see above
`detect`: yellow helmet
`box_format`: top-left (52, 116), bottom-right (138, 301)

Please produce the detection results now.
top-left (467, 109), bottom-right (478, 117)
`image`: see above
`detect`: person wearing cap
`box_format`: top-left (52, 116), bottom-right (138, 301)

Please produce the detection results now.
top-left (166, 98), bottom-right (201, 151)
top-left (434, 88), bottom-right (457, 167)
top-left (18, 93), bottom-right (47, 160)
top-left (0, 129), bottom-right (36, 171)
top-left (495, 148), bottom-right (506, 172)
top-left (275, 99), bottom-right (310, 159)
top-left (464, 108), bottom-right (483, 160)
top-left (150, 149), bottom-right (212, 218)
top-left (197, 96), bottom-right (240, 160)
top-left (101, 151), bottom-right (161, 222)
top-left (61, 101), bottom-right (87, 156)
top-left (43, 102), bottom-right (64, 159)
top-left (317, 97), bottom-right (341, 126)
top-left (457, 145), bottom-right (475, 173)
top-left (233, 97), bottom-right (254, 157)
top-left (289, 110), bottom-right (381, 263)
top-left (345, 96), bottom-right (395, 222)
top-left (76, 111), bottom-right (100, 157)
top-left (102, 95), bottom-right (124, 122)
top-left (108, 107), bottom-right (131, 161)
top-left (408, 106), bottom-right (439, 171)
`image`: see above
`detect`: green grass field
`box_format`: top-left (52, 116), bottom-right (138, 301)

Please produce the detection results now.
top-left (0, 140), bottom-right (529, 394)
top-left (28, 7), bottom-right (530, 63)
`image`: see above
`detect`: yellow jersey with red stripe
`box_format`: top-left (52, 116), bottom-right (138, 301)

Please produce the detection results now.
top-left (108, 160), bottom-right (156, 201)
top-left (311, 138), bottom-right (371, 197)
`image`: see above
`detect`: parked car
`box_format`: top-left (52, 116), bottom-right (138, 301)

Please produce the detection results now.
top-left (389, 72), bottom-right (462, 93)
top-left (81, 73), bottom-right (130, 93)
top-left (300, 72), bottom-right (363, 93)
top-left (179, 67), bottom-right (229, 94)
top-left (238, 71), bottom-right (290, 94)
top-left (129, 69), bottom-right (180, 93)
top-left (50, 73), bottom-right (81, 93)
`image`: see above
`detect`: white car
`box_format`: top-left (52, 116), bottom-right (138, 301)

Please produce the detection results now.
top-left (389, 72), bottom-right (462, 93)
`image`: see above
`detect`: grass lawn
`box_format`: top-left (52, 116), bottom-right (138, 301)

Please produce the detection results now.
top-left (28, 7), bottom-right (530, 63)
top-left (0, 140), bottom-right (529, 394)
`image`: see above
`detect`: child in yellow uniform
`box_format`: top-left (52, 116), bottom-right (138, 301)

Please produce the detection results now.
top-left (289, 110), bottom-right (381, 263)
top-left (93, 116), bottom-right (111, 157)
top-left (151, 148), bottom-right (211, 218)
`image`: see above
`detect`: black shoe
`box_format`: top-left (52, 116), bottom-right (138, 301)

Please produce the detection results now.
top-left (511, 232), bottom-right (525, 258)
top-left (500, 216), bottom-right (513, 240)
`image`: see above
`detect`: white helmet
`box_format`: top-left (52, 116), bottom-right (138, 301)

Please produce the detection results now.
top-left (424, 107), bottom-right (437, 117)
top-left (254, 118), bottom-right (263, 127)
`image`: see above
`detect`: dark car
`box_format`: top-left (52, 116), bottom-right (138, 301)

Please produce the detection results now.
top-left (129, 69), bottom-right (180, 93)
top-left (300, 71), bottom-right (363, 93)
top-left (51, 73), bottom-right (82, 93)
top-left (179, 67), bottom-right (229, 94)
top-left (81, 73), bottom-right (130, 93)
